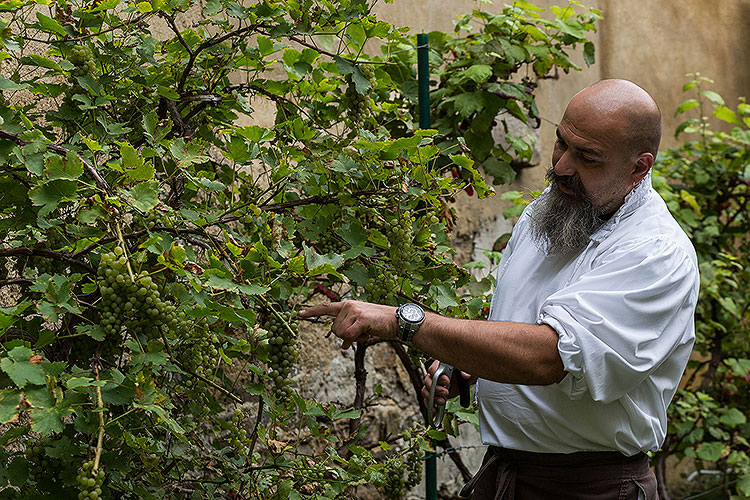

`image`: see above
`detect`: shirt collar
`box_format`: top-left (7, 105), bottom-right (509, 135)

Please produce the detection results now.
top-left (589, 170), bottom-right (653, 242)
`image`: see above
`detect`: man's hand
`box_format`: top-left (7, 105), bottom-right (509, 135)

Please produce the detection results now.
top-left (299, 301), bottom-right (398, 349)
top-left (421, 360), bottom-right (473, 410)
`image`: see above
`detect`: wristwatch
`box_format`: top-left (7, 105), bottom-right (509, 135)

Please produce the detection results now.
top-left (396, 303), bottom-right (425, 345)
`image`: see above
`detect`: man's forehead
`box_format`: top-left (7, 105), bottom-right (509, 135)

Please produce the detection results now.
top-left (558, 104), bottom-right (626, 150)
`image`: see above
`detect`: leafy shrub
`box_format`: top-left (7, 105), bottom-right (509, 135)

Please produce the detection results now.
top-left (0, 0), bottom-right (597, 497)
top-left (653, 76), bottom-right (750, 500)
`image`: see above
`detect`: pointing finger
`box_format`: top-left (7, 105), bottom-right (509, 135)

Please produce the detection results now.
top-left (299, 302), bottom-right (344, 319)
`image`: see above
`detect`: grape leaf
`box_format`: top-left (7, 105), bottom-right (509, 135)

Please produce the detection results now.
top-left (30, 406), bottom-right (64, 435)
top-left (0, 346), bottom-right (45, 387)
top-left (0, 389), bottom-right (21, 423)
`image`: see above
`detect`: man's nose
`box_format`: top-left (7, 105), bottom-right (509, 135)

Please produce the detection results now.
top-left (553, 150), bottom-right (576, 177)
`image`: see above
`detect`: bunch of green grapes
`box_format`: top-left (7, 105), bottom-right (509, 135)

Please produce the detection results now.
top-left (70, 44), bottom-right (96, 78)
top-left (362, 268), bottom-right (399, 304)
top-left (225, 408), bottom-right (251, 458)
top-left (89, 246), bottom-right (178, 364)
top-left (361, 64), bottom-right (377, 88)
top-left (21, 439), bottom-right (68, 494)
top-left (375, 449), bottom-right (423, 500)
top-left (132, 208), bottom-right (172, 232)
top-left (18, 231), bottom-right (68, 278)
top-left (98, 247), bottom-right (170, 336)
top-left (24, 440), bottom-right (50, 483)
top-left (341, 66), bottom-right (374, 125)
top-left (180, 315), bottom-right (218, 380)
top-left (76, 460), bottom-right (106, 500)
top-left (314, 231), bottom-right (347, 255)
top-left (262, 309), bottom-right (298, 400)
top-left (385, 212), bottom-right (415, 268)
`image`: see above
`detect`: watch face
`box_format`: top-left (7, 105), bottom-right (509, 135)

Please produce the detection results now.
top-left (401, 303), bottom-right (424, 322)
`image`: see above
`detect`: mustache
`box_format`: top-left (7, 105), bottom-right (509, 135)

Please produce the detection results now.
top-left (545, 168), bottom-right (587, 201)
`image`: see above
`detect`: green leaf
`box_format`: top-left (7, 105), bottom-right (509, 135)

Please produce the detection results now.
top-left (135, 403), bottom-right (184, 434)
top-left (700, 90), bottom-right (724, 105)
top-left (125, 181), bottom-right (160, 212)
top-left (425, 429), bottom-right (446, 440)
top-left (583, 41), bottom-right (595, 65)
top-left (75, 324), bottom-right (106, 341)
top-left (203, 274), bottom-right (270, 295)
top-left (738, 475), bottom-right (750, 496)
top-left (675, 99), bottom-right (699, 116)
top-left (460, 64), bottom-right (493, 84)
top-left (46, 152), bottom-right (83, 180)
top-left (452, 92), bottom-right (485, 118)
top-left (0, 389), bottom-right (21, 423)
top-left (28, 179), bottom-right (78, 217)
top-left (696, 441), bottom-right (725, 462)
top-left (30, 406), bottom-right (64, 435)
top-left (121, 143), bottom-right (154, 182)
top-left (35, 12), bottom-right (67, 36)
top-left (714, 105), bottom-right (744, 127)
top-left (0, 423), bottom-right (28, 446)
top-left (482, 157), bottom-right (516, 186)
top-left (24, 54), bottom-right (63, 71)
top-left (0, 346), bottom-right (45, 387)
top-left (719, 408), bottom-right (746, 428)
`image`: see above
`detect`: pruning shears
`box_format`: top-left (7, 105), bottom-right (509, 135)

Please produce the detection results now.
top-left (426, 361), bottom-right (471, 429)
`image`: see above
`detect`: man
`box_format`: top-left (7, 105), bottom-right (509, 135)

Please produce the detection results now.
top-left (299, 79), bottom-right (699, 499)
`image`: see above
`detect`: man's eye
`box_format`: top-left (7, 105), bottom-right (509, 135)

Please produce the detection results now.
top-left (581, 155), bottom-right (596, 164)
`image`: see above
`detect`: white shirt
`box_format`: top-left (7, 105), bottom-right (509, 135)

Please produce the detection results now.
top-left (478, 173), bottom-right (699, 456)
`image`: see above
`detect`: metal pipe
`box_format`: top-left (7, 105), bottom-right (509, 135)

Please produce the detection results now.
top-left (417, 33), bottom-right (431, 129)
top-left (416, 32), bottom-right (437, 500)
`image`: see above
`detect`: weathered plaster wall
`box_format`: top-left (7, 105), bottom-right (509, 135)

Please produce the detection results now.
top-left (371, 0), bottom-right (750, 270)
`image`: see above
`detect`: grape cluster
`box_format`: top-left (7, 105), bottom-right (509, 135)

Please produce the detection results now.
top-left (385, 212), bottom-right (415, 268)
top-left (314, 231), bottom-right (347, 255)
top-left (342, 65), bottom-right (376, 125)
top-left (98, 247), bottom-right (176, 339)
top-left (181, 315), bottom-right (217, 380)
top-left (25, 440), bottom-right (50, 482)
top-left (22, 439), bottom-right (66, 493)
top-left (373, 450), bottom-right (422, 500)
top-left (132, 208), bottom-right (172, 232)
top-left (262, 309), bottom-right (298, 399)
top-left (362, 268), bottom-right (399, 304)
top-left (76, 460), bottom-right (106, 500)
top-left (18, 231), bottom-right (67, 278)
top-left (70, 44), bottom-right (96, 77)
top-left (225, 408), bottom-right (251, 457)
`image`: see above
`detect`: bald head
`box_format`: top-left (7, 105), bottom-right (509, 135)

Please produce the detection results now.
top-left (570, 79), bottom-right (662, 159)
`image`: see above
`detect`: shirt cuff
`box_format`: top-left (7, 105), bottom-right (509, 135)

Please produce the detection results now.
top-left (539, 313), bottom-right (587, 400)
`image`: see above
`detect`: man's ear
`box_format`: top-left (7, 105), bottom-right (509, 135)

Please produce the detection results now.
top-left (630, 152), bottom-right (653, 185)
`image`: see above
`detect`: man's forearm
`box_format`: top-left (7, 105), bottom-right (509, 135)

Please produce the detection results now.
top-left (298, 300), bottom-right (566, 386)
top-left (414, 313), bottom-right (566, 386)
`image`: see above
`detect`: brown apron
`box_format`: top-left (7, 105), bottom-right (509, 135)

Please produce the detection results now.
top-left (460, 446), bottom-right (658, 500)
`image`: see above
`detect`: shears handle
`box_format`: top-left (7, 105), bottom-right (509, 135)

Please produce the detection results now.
top-left (427, 362), bottom-right (452, 428)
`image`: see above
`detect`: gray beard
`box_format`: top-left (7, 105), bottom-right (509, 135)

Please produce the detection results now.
top-left (528, 168), bottom-right (608, 256)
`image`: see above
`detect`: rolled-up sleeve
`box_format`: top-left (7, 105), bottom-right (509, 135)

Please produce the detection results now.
top-left (539, 237), bottom-right (698, 403)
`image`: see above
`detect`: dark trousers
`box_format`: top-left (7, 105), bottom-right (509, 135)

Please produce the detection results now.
top-left (460, 446), bottom-right (658, 500)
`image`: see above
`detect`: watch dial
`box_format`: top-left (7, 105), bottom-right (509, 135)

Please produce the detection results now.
top-left (402, 304), bottom-right (423, 322)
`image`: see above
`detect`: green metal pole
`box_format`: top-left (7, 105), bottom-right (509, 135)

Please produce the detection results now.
top-left (417, 33), bottom-right (431, 130)
top-left (416, 32), bottom-right (437, 500)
